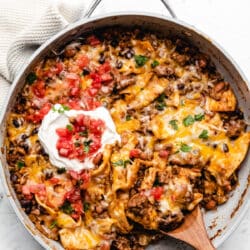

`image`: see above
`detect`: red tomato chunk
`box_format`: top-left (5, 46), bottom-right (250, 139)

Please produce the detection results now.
top-left (56, 114), bottom-right (106, 162)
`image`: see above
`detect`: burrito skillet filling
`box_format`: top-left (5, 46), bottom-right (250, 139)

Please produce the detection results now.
top-left (5, 28), bottom-right (250, 250)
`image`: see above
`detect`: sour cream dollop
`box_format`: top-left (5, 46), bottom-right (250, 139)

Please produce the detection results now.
top-left (38, 104), bottom-right (121, 171)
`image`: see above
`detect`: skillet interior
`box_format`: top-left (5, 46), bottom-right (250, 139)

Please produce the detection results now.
top-left (0, 13), bottom-right (249, 249)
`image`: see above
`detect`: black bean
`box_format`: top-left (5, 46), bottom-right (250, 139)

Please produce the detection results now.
top-left (31, 127), bottom-right (39, 135)
top-left (25, 206), bottom-right (32, 214)
top-left (222, 143), bottom-right (229, 153)
top-left (125, 50), bottom-right (134, 59)
top-left (19, 97), bottom-right (26, 105)
top-left (177, 83), bottom-right (185, 90)
top-left (12, 119), bottom-right (20, 128)
top-left (212, 143), bottom-right (217, 149)
top-left (20, 199), bottom-right (32, 208)
top-left (111, 39), bottom-right (118, 47)
top-left (23, 144), bottom-right (29, 153)
top-left (40, 147), bottom-right (48, 157)
top-left (82, 68), bottom-right (90, 76)
top-left (21, 134), bottom-right (28, 140)
top-left (44, 169), bottom-right (53, 180)
top-left (10, 173), bottom-right (18, 183)
top-left (116, 61), bottom-right (123, 69)
top-left (98, 53), bottom-right (105, 64)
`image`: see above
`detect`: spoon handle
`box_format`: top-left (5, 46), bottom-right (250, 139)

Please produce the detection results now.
top-left (162, 206), bottom-right (215, 250)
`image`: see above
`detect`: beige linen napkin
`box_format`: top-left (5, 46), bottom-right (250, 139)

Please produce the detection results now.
top-left (0, 0), bottom-right (88, 113)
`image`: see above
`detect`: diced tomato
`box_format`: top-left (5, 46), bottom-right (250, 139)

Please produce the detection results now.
top-left (159, 150), bottom-right (170, 159)
top-left (68, 170), bottom-right (80, 180)
top-left (68, 170), bottom-right (90, 189)
top-left (32, 80), bottom-right (46, 98)
top-left (40, 103), bottom-right (51, 117)
top-left (26, 102), bottom-right (51, 123)
top-left (64, 188), bottom-right (81, 203)
top-left (130, 149), bottom-right (141, 158)
top-left (70, 86), bottom-right (81, 97)
top-left (98, 62), bottom-right (111, 74)
top-left (56, 128), bottom-right (72, 138)
top-left (68, 100), bottom-right (81, 110)
top-left (55, 62), bottom-right (64, 74)
top-left (72, 200), bottom-right (83, 214)
top-left (87, 87), bottom-right (99, 97)
top-left (89, 119), bottom-right (105, 135)
top-left (76, 55), bottom-right (89, 69)
top-left (49, 177), bottom-right (60, 185)
top-left (87, 35), bottom-right (101, 46)
top-left (84, 97), bottom-right (101, 110)
top-left (22, 184), bottom-right (46, 198)
top-left (22, 185), bottom-right (31, 195)
top-left (75, 114), bottom-right (84, 126)
top-left (151, 186), bottom-right (164, 201)
top-left (100, 73), bottom-right (113, 83)
top-left (58, 148), bottom-right (71, 157)
top-left (65, 73), bottom-right (80, 87)
top-left (90, 73), bottom-right (102, 87)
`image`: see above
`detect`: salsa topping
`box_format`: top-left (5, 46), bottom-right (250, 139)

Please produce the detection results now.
top-left (56, 114), bottom-right (105, 161)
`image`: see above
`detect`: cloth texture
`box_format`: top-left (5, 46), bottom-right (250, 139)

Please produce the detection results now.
top-left (0, 0), bottom-right (88, 113)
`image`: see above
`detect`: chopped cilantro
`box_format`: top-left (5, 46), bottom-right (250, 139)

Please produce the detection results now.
top-left (79, 130), bottom-right (88, 137)
top-left (52, 105), bottom-right (70, 114)
top-left (57, 167), bottom-right (66, 174)
top-left (169, 119), bottom-right (178, 130)
top-left (126, 115), bottom-right (132, 121)
top-left (112, 159), bottom-right (131, 168)
top-left (84, 202), bottom-right (90, 212)
top-left (17, 161), bottom-right (25, 169)
top-left (134, 55), bottom-right (148, 67)
top-left (155, 93), bottom-right (166, 111)
top-left (180, 143), bottom-right (192, 152)
top-left (66, 124), bottom-right (73, 132)
top-left (49, 220), bottom-right (58, 229)
top-left (199, 129), bottom-right (209, 139)
top-left (26, 72), bottom-right (37, 84)
top-left (83, 140), bottom-right (92, 153)
top-left (194, 113), bottom-right (205, 121)
top-left (60, 200), bottom-right (73, 214)
top-left (74, 141), bottom-right (81, 147)
top-left (183, 115), bottom-right (195, 127)
top-left (151, 60), bottom-right (159, 68)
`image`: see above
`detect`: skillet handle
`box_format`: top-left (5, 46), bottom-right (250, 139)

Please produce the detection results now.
top-left (84, 0), bottom-right (177, 19)
top-left (160, 0), bottom-right (177, 18)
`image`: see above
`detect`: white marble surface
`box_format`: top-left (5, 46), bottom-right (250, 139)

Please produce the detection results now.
top-left (0, 0), bottom-right (250, 249)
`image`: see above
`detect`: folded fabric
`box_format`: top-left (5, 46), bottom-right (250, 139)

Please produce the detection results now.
top-left (0, 0), bottom-right (88, 113)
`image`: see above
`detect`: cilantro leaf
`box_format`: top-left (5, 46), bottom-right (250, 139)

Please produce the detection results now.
top-left (26, 72), bottom-right (37, 85)
top-left (60, 200), bottom-right (73, 214)
top-left (180, 143), bottom-right (192, 152)
top-left (84, 202), bottom-right (90, 212)
top-left (134, 55), bottom-right (148, 67)
top-left (183, 115), bottom-right (195, 127)
top-left (49, 220), bottom-right (58, 229)
top-left (155, 93), bottom-right (166, 111)
top-left (194, 113), bottom-right (205, 121)
top-left (126, 115), bottom-right (132, 121)
top-left (112, 159), bottom-right (131, 168)
top-left (66, 124), bottom-right (73, 132)
top-left (83, 140), bottom-right (92, 153)
top-left (199, 129), bottom-right (209, 139)
top-left (151, 60), bottom-right (159, 68)
top-left (17, 160), bottom-right (25, 169)
top-left (169, 119), bottom-right (178, 130)
top-left (79, 130), bottom-right (88, 137)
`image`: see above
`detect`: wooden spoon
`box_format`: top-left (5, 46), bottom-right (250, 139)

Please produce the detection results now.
top-left (161, 206), bottom-right (215, 250)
